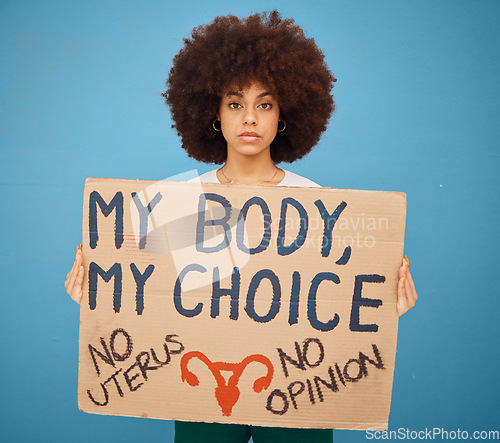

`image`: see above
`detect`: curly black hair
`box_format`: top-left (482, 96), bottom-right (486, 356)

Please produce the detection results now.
top-left (163, 10), bottom-right (336, 164)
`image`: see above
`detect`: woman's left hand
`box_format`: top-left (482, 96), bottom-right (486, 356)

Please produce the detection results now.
top-left (397, 256), bottom-right (418, 316)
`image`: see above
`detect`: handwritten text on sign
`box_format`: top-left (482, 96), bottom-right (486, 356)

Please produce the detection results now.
top-left (78, 178), bottom-right (406, 430)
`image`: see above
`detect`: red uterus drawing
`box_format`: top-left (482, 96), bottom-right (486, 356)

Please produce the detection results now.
top-left (180, 351), bottom-right (274, 416)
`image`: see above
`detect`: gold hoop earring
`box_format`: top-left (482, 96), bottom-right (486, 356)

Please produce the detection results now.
top-left (213, 119), bottom-right (222, 132)
top-left (277, 120), bottom-right (286, 132)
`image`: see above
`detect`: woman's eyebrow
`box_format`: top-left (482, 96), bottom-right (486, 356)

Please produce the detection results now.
top-left (225, 91), bottom-right (274, 99)
top-left (257, 92), bottom-right (273, 99)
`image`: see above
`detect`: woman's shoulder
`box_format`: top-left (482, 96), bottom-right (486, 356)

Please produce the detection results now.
top-left (196, 169), bottom-right (219, 183)
top-left (278, 170), bottom-right (321, 188)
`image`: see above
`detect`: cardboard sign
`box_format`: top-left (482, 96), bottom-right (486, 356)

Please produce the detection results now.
top-left (78, 178), bottom-right (406, 430)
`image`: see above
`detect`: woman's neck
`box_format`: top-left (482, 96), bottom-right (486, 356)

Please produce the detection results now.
top-left (218, 150), bottom-right (283, 185)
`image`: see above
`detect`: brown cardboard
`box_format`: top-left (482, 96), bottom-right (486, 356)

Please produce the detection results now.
top-left (78, 178), bottom-right (406, 430)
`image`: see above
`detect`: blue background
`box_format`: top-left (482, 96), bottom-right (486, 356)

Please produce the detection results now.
top-left (1, 0), bottom-right (499, 441)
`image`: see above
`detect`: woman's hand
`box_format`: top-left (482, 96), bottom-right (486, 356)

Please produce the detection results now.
top-left (397, 255), bottom-right (418, 316)
top-left (65, 243), bottom-right (84, 304)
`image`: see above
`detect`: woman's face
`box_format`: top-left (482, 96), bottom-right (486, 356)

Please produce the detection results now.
top-left (218, 81), bottom-right (280, 160)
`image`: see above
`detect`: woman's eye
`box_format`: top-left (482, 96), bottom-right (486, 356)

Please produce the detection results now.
top-left (228, 102), bottom-right (242, 109)
top-left (258, 103), bottom-right (273, 110)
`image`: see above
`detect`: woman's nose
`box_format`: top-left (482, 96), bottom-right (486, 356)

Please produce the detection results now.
top-left (243, 109), bottom-right (257, 125)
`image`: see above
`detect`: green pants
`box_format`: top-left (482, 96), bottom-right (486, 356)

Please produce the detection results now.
top-left (174, 421), bottom-right (333, 443)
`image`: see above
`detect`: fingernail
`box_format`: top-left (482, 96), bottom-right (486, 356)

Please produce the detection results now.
top-left (403, 275), bottom-right (406, 284)
top-left (80, 243), bottom-right (83, 250)
top-left (404, 255), bottom-right (409, 267)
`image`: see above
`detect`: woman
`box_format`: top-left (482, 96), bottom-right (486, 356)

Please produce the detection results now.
top-left (66, 10), bottom-right (417, 443)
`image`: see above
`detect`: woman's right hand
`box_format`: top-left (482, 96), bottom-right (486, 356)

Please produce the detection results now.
top-left (65, 243), bottom-right (84, 304)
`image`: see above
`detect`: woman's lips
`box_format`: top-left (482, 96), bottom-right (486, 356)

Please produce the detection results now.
top-left (238, 131), bottom-right (260, 142)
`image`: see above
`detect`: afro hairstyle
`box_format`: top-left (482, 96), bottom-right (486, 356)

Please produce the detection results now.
top-left (163, 10), bottom-right (336, 164)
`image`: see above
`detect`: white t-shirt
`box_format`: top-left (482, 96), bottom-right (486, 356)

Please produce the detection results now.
top-left (197, 169), bottom-right (321, 187)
